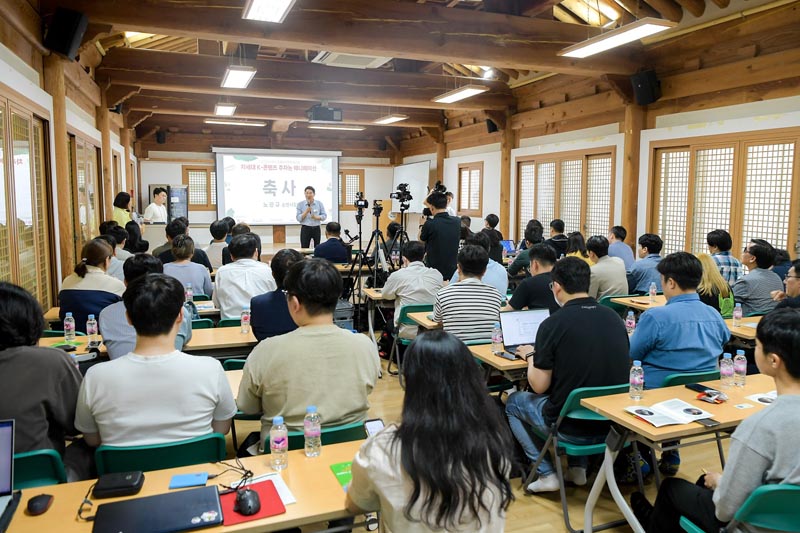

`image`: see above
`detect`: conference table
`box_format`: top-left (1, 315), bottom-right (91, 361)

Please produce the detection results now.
top-left (44, 304), bottom-right (221, 325)
top-left (468, 343), bottom-right (528, 382)
top-left (7, 440), bottom-right (364, 533)
top-left (724, 316), bottom-right (761, 340)
top-left (362, 288), bottom-right (389, 351)
top-left (610, 294), bottom-right (667, 311)
top-left (581, 373), bottom-right (774, 533)
top-left (408, 311), bottom-right (441, 330)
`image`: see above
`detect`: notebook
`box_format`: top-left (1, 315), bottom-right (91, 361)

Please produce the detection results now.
top-left (92, 486), bottom-right (222, 533)
top-left (0, 420), bottom-right (13, 516)
top-left (499, 309), bottom-right (550, 359)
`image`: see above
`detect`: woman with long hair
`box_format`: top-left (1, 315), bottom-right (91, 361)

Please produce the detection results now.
top-left (697, 253), bottom-right (734, 317)
top-left (346, 330), bottom-right (515, 532)
top-left (566, 231), bottom-right (593, 265)
top-left (112, 192), bottom-right (133, 227)
top-left (124, 221), bottom-right (149, 253)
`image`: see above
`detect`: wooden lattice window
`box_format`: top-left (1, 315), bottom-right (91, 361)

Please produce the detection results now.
top-left (517, 161), bottom-right (535, 239)
top-left (339, 169), bottom-right (365, 211)
top-left (182, 165), bottom-right (216, 210)
top-left (458, 162), bottom-right (483, 216)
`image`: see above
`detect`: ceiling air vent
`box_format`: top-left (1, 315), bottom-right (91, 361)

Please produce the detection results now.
top-left (311, 51), bottom-right (391, 69)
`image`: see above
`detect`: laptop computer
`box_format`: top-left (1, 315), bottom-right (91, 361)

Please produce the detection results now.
top-left (92, 485), bottom-right (222, 533)
top-left (499, 309), bottom-right (550, 359)
top-left (500, 240), bottom-right (516, 254)
top-left (0, 420), bottom-right (13, 515)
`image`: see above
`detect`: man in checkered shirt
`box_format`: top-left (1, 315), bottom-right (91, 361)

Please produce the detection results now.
top-left (706, 229), bottom-right (743, 284)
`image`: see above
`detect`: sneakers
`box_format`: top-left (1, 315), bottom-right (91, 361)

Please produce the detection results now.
top-left (658, 450), bottom-right (681, 476)
top-left (630, 491), bottom-right (654, 526)
top-left (526, 473), bottom-right (560, 493)
top-left (616, 451), bottom-right (651, 484)
top-left (565, 466), bottom-right (587, 486)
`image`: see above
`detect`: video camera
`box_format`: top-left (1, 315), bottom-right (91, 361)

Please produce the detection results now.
top-left (353, 191), bottom-right (369, 209)
top-left (389, 183), bottom-right (413, 203)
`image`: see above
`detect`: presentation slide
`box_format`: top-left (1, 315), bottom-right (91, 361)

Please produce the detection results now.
top-left (213, 149), bottom-right (340, 225)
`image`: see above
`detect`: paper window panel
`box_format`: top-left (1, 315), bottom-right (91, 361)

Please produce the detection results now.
top-left (85, 146), bottom-right (100, 242)
top-left (188, 169), bottom-right (208, 205)
top-left (337, 173), bottom-right (343, 206)
top-left (0, 106), bottom-right (9, 283)
top-left (518, 162), bottom-right (536, 239)
top-left (559, 159), bottom-right (583, 233)
top-left (657, 149), bottom-right (691, 255)
top-left (741, 143), bottom-right (795, 250)
top-left (469, 168), bottom-right (481, 211)
top-left (690, 147), bottom-right (734, 254)
top-left (536, 161), bottom-right (556, 223)
top-left (585, 155), bottom-right (613, 237)
top-left (11, 112), bottom-right (38, 298)
top-left (210, 171), bottom-right (217, 205)
top-left (459, 168), bottom-right (470, 211)
top-left (346, 172), bottom-right (360, 204)
top-left (32, 120), bottom-right (52, 309)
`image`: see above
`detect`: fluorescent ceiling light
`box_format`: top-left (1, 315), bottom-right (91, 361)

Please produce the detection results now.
top-left (373, 114), bottom-right (409, 125)
top-left (221, 65), bottom-right (257, 89)
top-left (204, 118), bottom-right (266, 127)
top-left (482, 68), bottom-right (494, 79)
top-left (308, 124), bottom-right (365, 131)
top-left (214, 103), bottom-right (237, 116)
top-left (559, 18), bottom-right (677, 59)
top-left (432, 84), bottom-right (490, 104)
top-left (242, 0), bottom-right (297, 23)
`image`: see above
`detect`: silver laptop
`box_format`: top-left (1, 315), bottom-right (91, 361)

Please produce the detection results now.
top-left (499, 309), bottom-right (550, 359)
top-left (0, 420), bottom-right (13, 514)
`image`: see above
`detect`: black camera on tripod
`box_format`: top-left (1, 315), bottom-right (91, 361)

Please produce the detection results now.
top-left (390, 183), bottom-right (413, 210)
top-left (353, 191), bottom-right (369, 209)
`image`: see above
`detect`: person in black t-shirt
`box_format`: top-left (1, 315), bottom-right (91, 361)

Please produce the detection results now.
top-left (505, 257), bottom-right (629, 494)
top-left (419, 192), bottom-right (460, 280)
top-left (482, 214), bottom-right (504, 264)
top-left (508, 243), bottom-right (559, 314)
top-left (543, 219), bottom-right (569, 258)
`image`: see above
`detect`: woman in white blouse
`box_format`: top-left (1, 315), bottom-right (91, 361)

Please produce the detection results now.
top-left (346, 330), bottom-right (515, 532)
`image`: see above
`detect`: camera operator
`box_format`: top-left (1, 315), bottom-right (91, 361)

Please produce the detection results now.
top-left (419, 191), bottom-right (460, 281)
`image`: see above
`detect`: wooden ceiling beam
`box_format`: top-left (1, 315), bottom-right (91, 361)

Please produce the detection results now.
top-left (107, 84), bottom-right (141, 106)
top-left (98, 48), bottom-right (513, 110)
top-left (673, 0), bottom-right (704, 17)
top-left (56, 0), bottom-right (639, 76)
top-left (641, 0), bottom-right (683, 22)
top-left (609, 0), bottom-right (660, 20)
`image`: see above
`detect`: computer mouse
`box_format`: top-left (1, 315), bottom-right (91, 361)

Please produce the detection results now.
top-left (26, 494), bottom-right (54, 516)
top-left (233, 489), bottom-right (261, 516)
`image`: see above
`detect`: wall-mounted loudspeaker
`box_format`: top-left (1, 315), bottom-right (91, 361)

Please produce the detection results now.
top-left (156, 131), bottom-right (167, 144)
top-left (43, 8), bottom-right (89, 61)
top-left (630, 70), bottom-right (662, 106)
top-left (486, 118), bottom-right (499, 134)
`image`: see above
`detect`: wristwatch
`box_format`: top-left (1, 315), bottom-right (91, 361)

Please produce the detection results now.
top-left (524, 352), bottom-right (535, 361)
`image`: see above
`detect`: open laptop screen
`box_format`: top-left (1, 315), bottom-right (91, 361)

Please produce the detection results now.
top-left (0, 420), bottom-right (13, 497)
top-left (500, 240), bottom-right (515, 254)
top-left (499, 309), bottom-right (550, 347)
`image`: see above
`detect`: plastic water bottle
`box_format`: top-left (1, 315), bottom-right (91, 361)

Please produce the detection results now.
top-left (240, 307), bottom-right (251, 334)
top-left (734, 350), bottom-right (747, 387)
top-left (64, 312), bottom-right (76, 341)
top-left (648, 282), bottom-right (657, 303)
top-left (732, 303), bottom-right (743, 328)
top-left (491, 322), bottom-right (503, 356)
top-left (625, 311), bottom-right (636, 336)
top-left (269, 416), bottom-right (288, 471)
top-left (184, 283), bottom-right (193, 303)
top-left (86, 314), bottom-right (98, 344)
top-left (629, 360), bottom-right (644, 400)
top-left (720, 353), bottom-right (734, 388)
top-left (303, 406), bottom-right (322, 458)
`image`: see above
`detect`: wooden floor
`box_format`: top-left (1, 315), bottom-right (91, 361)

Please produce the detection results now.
top-left (228, 355), bottom-right (729, 532)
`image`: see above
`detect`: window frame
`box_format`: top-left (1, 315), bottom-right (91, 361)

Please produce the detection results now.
top-left (182, 165), bottom-right (217, 211)
top-left (338, 168), bottom-right (366, 211)
top-left (457, 161), bottom-right (483, 217)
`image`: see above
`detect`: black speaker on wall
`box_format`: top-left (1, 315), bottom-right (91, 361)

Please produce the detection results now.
top-left (43, 8), bottom-right (89, 61)
top-left (630, 70), bottom-right (662, 106)
top-left (486, 118), bottom-right (499, 134)
top-left (156, 131), bottom-right (167, 144)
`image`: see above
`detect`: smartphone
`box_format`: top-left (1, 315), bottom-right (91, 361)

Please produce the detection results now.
top-left (364, 418), bottom-right (385, 437)
top-left (696, 418), bottom-right (721, 427)
top-left (87, 340), bottom-right (102, 349)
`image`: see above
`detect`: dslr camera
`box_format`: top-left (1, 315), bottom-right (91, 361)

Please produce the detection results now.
top-left (353, 191), bottom-right (369, 209)
top-left (390, 183), bottom-right (413, 203)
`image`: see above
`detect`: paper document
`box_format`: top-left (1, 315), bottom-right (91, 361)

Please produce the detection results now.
top-left (232, 472), bottom-right (297, 505)
top-left (745, 390), bottom-right (777, 405)
top-left (625, 399), bottom-right (713, 427)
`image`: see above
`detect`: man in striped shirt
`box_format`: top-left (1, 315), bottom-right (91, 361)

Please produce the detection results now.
top-left (707, 229), bottom-right (743, 284)
top-left (432, 244), bottom-right (503, 343)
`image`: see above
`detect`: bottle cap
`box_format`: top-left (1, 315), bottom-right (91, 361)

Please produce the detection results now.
top-left (736, 350), bottom-right (745, 356)
top-left (723, 353), bottom-right (732, 358)
top-left (735, 303), bottom-right (741, 307)
top-left (88, 314), bottom-right (95, 319)
top-left (66, 312), bottom-right (73, 317)
top-left (493, 322), bottom-right (500, 327)
top-left (242, 307), bottom-right (249, 311)
top-left (186, 283), bottom-right (192, 287)
top-left (306, 405), bottom-right (317, 413)
top-left (632, 360), bottom-right (641, 366)
top-left (627, 310), bottom-right (634, 316)
top-left (272, 416), bottom-right (284, 425)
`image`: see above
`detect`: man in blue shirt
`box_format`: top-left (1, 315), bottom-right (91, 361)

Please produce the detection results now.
top-left (627, 233), bottom-right (663, 293)
top-left (707, 229), bottom-right (743, 284)
top-left (313, 222), bottom-right (351, 264)
top-left (449, 231), bottom-right (508, 298)
top-left (630, 252), bottom-right (730, 475)
top-left (608, 225), bottom-right (635, 271)
top-left (296, 185), bottom-right (327, 248)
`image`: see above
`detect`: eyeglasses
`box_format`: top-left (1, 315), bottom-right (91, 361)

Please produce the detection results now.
top-left (549, 282), bottom-right (554, 290)
top-left (785, 275), bottom-right (800, 281)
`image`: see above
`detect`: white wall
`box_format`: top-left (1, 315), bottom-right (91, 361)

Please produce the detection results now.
top-left (443, 145), bottom-right (502, 230)
top-left (338, 158), bottom-right (394, 238)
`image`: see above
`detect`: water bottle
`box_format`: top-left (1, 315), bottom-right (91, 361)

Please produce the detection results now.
top-left (732, 303), bottom-right (743, 328)
top-left (734, 350), bottom-right (747, 387)
top-left (625, 311), bottom-right (636, 336)
top-left (648, 282), bottom-right (657, 303)
top-left (629, 360), bottom-right (644, 400)
top-left (491, 322), bottom-right (503, 356)
top-left (64, 312), bottom-right (76, 341)
top-left (184, 283), bottom-right (193, 303)
top-left (86, 314), bottom-right (98, 344)
top-left (303, 406), bottom-right (322, 458)
top-left (720, 353), bottom-right (734, 388)
top-left (269, 416), bottom-right (288, 471)
top-left (240, 307), bottom-right (251, 334)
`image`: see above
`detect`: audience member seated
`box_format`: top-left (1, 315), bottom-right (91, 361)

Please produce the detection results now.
top-left (707, 229), bottom-right (743, 284)
top-left (214, 233), bottom-right (276, 320)
top-left (221, 222), bottom-right (262, 265)
top-left (507, 222), bottom-right (542, 277)
top-left (0, 282), bottom-right (84, 478)
top-left (157, 218), bottom-right (213, 272)
top-left (449, 232), bottom-right (508, 297)
top-left (100, 254), bottom-right (192, 360)
top-left (124, 221), bottom-right (148, 254)
top-left (630, 309), bottom-right (800, 533)
top-left (772, 259), bottom-right (800, 309)
top-left (771, 248), bottom-right (792, 281)
top-left (347, 330), bottom-right (514, 531)
top-left (238, 258), bottom-right (380, 446)
top-left (543, 219), bottom-right (568, 257)
top-left (586, 235), bottom-right (628, 301)
top-left (607, 225), bottom-right (635, 270)
top-left (697, 253), bottom-right (734, 316)
top-left (163, 235), bottom-right (213, 297)
top-left (204, 220), bottom-right (229, 270)
top-left (508, 243), bottom-right (560, 314)
top-left (59, 238), bottom-right (125, 331)
top-left (733, 239), bottom-right (783, 316)
top-left (108, 225), bottom-right (133, 262)
top-left (381, 241), bottom-right (443, 340)
top-left (482, 213), bottom-right (504, 263)
top-left (384, 222), bottom-right (401, 260)
top-left (459, 215), bottom-right (473, 249)
top-left (630, 252), bottom-right (730, 476)
top-left (251, 249), bottom-right (304, 341)
top-left (314, 222), bottom-right (351, 263)
top-left (221, 216), bottom-right (236, 244)
top-left (565, 231), bottom-right (592, 265)
top-left (506, 257), bottom-right (629, 493)
top-left (432, 244), bottom-right (502, 343)
top-left (98, 219), bottom-right (118, 236)
top-left (76, 273), bottom-right (235, 447)
top-left (96, 234), bottom-right (124, 282)
top-left (420, 191), bottom-right (460, 280)
top-left (627, 233), bottom-right (663, 293)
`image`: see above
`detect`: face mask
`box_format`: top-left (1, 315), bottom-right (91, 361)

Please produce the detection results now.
top-left (553, 292), bottom-right (564, 308)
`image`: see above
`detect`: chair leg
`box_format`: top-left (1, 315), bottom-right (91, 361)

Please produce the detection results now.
top-left (714, 432), bottom-right (726, 469)
top-left (649, 445), bottom-right (662, 489)
top-left (522, 432), bottom-right (554, 489)
top-left (231, 421), bottom-right (239, 452)
top-left (387, 337), bottom-right (399, 376)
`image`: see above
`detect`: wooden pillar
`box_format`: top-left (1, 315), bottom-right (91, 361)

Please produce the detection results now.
top-left (621, 104), bottom-right (646, 244)
top-left (44, 54), bottom-right (75, 277)
top-left (119, 126), bottom-right (132, 192)
top-left (434, 141), bottom-right (445, 188)
top-left (96, 90), bottom-right (113, 217)
top-left (499, 109), bottom-right (513, 238)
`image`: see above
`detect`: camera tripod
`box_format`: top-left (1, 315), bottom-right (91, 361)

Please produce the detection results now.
top-left (390, 203), bottom-right (413, 269)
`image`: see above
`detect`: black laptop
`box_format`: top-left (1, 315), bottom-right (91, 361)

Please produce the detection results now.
top-left (92, 485), bottom-right (222, 533)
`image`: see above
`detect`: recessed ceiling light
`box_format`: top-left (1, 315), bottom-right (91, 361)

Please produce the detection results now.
top-left (373, 114), bottom-right (409, 125)
top-left (214, 103), bottom-right (237, 116)
top-left (221, 65), bottom-right (257, 89)
top-left (432, 84), bottom-right (490, 104)
top-left (242, 0), bottom-right (297, 23)
top-left (204, 118), bottom-right (266, 127)
top-left (558, 18), bottom-right (677, 59)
